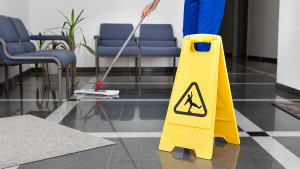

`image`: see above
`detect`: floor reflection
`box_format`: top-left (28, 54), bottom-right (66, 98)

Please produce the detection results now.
top-left (159, 143), bottom-right (240, 169)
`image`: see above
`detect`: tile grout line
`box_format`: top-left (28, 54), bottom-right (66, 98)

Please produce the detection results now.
top-left (3, 98), bottom-right (300, 102)
top-left (88, 132), bottom-right (250, 138)
top-left (89, 131), bottom-right (300, 138)
top-left (80, 98), bottom-right (300, 102)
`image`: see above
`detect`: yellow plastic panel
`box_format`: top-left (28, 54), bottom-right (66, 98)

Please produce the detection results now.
top-left (159, 34), bottom-right (240, 160)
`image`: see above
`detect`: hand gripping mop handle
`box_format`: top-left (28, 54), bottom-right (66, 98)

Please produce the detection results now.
top-left (100, 0), bottom-right (156, 82)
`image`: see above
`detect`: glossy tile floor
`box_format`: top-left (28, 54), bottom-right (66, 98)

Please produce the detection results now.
top-left (1, 58), bottom-right (300, 169)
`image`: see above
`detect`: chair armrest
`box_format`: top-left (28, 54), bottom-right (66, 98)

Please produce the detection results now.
top-left (94, 35), bottom-right (99, 40)
top-left (0, 38), bottom-right (62, 67)
top-left (30, 35), bottom-right (68, 41)
top-left (30, 35), bottom-right (75, 51)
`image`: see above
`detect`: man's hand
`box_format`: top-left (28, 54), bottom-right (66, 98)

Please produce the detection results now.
top-left (141, 0), bottom-right (160, 18)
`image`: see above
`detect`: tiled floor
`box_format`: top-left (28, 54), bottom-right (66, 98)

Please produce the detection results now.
top-left (1, 58), bottom-right (300, 169)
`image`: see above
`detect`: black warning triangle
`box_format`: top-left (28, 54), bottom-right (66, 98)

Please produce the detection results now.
top-left (174, 82), bottom-right (207, 117)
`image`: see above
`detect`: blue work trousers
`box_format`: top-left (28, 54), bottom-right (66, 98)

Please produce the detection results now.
top-left (183, 0), bottom-right (226, 51)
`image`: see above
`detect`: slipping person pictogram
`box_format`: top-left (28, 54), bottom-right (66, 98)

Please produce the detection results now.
top-left (174, 82), bottom-right (207, 117)
top-left (184, 92), bottom-right (202, 113)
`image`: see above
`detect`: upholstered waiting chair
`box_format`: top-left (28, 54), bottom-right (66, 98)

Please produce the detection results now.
top-left (0, 15), bottom-right (76, 100)
top-left (94, 23), bottom-right (139, 75)
top-left (139, 24), bottom-right (181, 74)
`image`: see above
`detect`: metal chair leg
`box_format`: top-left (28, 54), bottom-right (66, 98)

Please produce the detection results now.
top-left (96, 57), bottom-right (99, 75)
top-left (58, 67), bottom-right (62, 101)
top-left (19, 64), bottom-right (23, 85)
top-left (173, 57), bottom-right (176, 74)
top-left (135, 57), bottom-right (138, 75)
top-left (5, 65), bottom-right (8, 91)
top-left (138, 56), bottom-right (141, 76)
top-left (19, 64), bottom-right (22, 77)
top-left (72, 61), bottom-right (75, 85)
top-left (66, 66), bottom-right (69, 93)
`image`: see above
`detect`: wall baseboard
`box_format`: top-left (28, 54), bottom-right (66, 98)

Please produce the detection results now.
top-left (276, 83), bottom-right (300, 97)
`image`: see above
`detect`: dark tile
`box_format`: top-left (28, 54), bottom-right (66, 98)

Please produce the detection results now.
top-left (228, 74), bottom-right (276, 83)
top-left (108, 158), bottom-right (155, 169)
top-left (110, 138), bottom-right (159, 159)
top-left (0, 101), bottom-right (59, 119)
top-left (247, 132), bottom-right (269, 137)
top-left (238, 84), bottom-right (300, 99)
top-left (19, 158), bottom-right (109, 169)
top-left (60, 101), bottom-right (168, 132)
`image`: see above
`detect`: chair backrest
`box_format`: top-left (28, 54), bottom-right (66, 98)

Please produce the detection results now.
top-left (99, 23), bottom-right (136, 47)
top-left (139, 24), bottom-right (176, 47)
top-left (8, 17), bottom-right (36, 52)
top-left (0, 15), bottom-right (26, 63)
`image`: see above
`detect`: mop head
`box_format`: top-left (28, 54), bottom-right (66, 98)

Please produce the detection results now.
top-left (74, 89), bottom-right (119, 96)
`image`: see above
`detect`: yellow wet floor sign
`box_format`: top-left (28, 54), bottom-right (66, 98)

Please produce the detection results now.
top-left (159, 34), bottom-right (240, 160)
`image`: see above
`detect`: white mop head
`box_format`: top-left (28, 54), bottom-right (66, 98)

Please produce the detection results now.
top-left (74, 89), bottom-right (119, 96)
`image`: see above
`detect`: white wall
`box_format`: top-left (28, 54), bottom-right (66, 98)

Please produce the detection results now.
top-left (0, 0), bottom-right (30, 83)
top-left (277, 0), bottom-right (300, 91)
top-left (28, 0), bottom-right (184, 68)
top-left (247, 0), bottom-right (279, 59)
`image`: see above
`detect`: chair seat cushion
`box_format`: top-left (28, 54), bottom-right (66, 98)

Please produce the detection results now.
top-left (7, 49), bottom-right (76, 68)
top-left (140, 47), bottom-right (181, 56)
top-left (139, 41), bottom-right (176, 47)
top-left (97, 46), bottom-right (138, 56)
top-left (99, 40), bottom-right (136, 47)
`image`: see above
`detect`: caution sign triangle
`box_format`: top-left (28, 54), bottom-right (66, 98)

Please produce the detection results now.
top-left (174, 82), bottom-right (207, 117)
top-left (159, 34), bottom-right (240, 160)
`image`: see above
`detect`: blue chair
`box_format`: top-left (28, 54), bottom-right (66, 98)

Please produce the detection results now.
top-left (139, 24), bottom-right (181, 74)
top-left (0, 15), bottom-right (76, 100)
top-left (94, 23), bottom-right (139, 75)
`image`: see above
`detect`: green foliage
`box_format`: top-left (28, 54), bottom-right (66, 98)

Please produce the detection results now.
top-left (57, 9), bottom-right (95, 55)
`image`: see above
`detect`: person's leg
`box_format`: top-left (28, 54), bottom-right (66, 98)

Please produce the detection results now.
top-left (183, 0), bottom-right (199, 36)
top-left (197, 0), bottom-right (226, 51)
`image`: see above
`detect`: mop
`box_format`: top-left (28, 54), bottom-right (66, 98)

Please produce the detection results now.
top-left (74, 0), bottom-right (156, 96)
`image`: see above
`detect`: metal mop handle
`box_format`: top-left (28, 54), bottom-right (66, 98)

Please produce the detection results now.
top-left (100, 0), bottom-right (156, 82)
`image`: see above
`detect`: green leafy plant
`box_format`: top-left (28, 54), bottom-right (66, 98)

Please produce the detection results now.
top-left (50, 9), bottom-right (95, 82)
top-left (58, 9), bottom-right (95, 54)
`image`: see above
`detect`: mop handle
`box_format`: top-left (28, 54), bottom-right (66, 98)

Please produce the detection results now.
top-left (100, 0), bottom-right (156, 82)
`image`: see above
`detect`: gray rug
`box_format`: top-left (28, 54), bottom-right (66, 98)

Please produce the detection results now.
top-left (0, 115), bottom-right (114, 169)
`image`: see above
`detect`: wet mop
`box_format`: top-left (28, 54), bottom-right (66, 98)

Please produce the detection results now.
top-left (75, 0), bottom-right (156, 96)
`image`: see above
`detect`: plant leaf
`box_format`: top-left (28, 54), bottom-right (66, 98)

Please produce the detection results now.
top-left (76, 17), bottom-right (87, 25)
top-left (71, 9), bottom-right (75, 25)
top-left (82, 44), bottom-right (96, 55)
top-left (58, 9), bottom-right (71, 24)
top-left (75, 9), bottom-right (84, 24)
